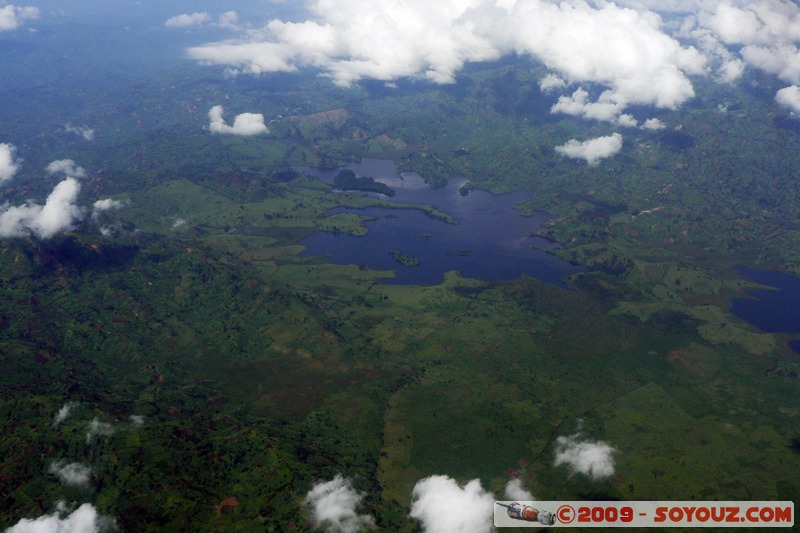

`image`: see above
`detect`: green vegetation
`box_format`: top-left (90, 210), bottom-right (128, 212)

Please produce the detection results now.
top-left (3, 54), bottom-right (800, 532)
top-left (334, 169), bottom-right (396, 196)
top-left (388, 250), bottom-right (421, 267)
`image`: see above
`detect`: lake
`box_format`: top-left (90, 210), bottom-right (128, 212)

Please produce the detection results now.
top-left (299, 159), bottom-right (584, 286)
top-left (730, 266), bottom-right (800, 353)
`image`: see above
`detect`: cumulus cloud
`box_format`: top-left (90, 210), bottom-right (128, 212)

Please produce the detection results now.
top-left (65, 124), bottom-right (95, 141)
top-left (129, 415), bottom-right (145, 427)
top-left (409, 475), bottom-right (495, 533)
top-left (304, 475), bottom-right (375, 533)
top-left (642, 117), bottom-right (667, 130)
top-left (509, 1), bottom-right (704, 111)
top-left (185, 1), bottom-right (800, 117)
top-left (48, 460), bottom-right (92, 487)
top-left (554, 433), bottom-right (616, 480)
top-left (53, 402), bottom-right (77, 427)
top-left (551, 88), bottom-right (619, 122)
top-left (92, 198), bottom-right (125, 219)
top-left (188, 0), bottom-right (706, 120)
top-left (698, 1), bottom-right (800, 51)
top-left (503, 478), bottom-right (535, 501)
top-left (618, 114), bottom-right (639, 128)
top-left (47, 159), bottom-right (86, 179)
top-left (0, 5), bottom-right (39, 31)
top-left (208, 105), bottom-right (269, 135)
top-left (612, 1), bottom-right (710, 12)
top-left (717, 57), bottom-right (745, 83)
top-left (555, 133), bottom-right (623, 166)
top-left (0, 143), bottom-right (21, 184)
top-left (218, 11), bottom-right (239, 30)
top-left (552, 88), bottom-right (643, 126)
top-left (189, 2), bottom-right (501, 85)
top-left (86, 418), bottom-right (115, 444)
top-left (165, 12), bottom-right (211, 28)
top-left (776, 85), bottom-right (800, 114)
top-left (680, 1), bottom-right (800, 100)
top-left (540, 73), bottom-right (567, 92)
top-left (6, 503), bottom-right (112, 533)
top-left (0, 178), bottom-right (83, 239)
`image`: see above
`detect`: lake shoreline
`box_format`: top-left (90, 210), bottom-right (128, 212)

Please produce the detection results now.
top-left (298, 159), bottom-right (584, 287)
top-left (731, 265), bottom-right (800, 353)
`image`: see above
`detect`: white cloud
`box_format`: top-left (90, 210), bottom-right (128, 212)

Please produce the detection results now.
top-left (23, 179), bottom-right (82, 237)
top-left (776, 84), bottom-right (800, 114)
top-left (552, 88), bottom-right (643, 126)
top-left (190, 2), bottom-right (501, 85)
top-left (612, 1), bottom-right (710, 12)
top-left (717, 57), bottom-right (744, 83)
top-left (165, 12), bottom-right (211, 28)
top-left (86, 418), bottom-right (115, 444)
top-left (409, 475), bottom-right (495, 533)
top-left (48, 460), bottom-right (92, 487)
top-left (0, 143), bottom-right (21, 184)
top-left (92, 198), bottom-right (125, 219)
top-left (129, 415), bottom-right (145, 427)
top-left (642, 117), bottom-right (667, 130)
top-left (189, 40), bottom-right (298, 75)
top-left (6, 503), bottom-right (113, 533)
top-left (208, 105), bottom-right (269, 136)
top-left (53, 403), bottom-right (76, 427)
top-left (304, 475), bottom-right (375, 533)
top-left (218, 11), bottom-right (239, 30)
top-left (92, 199), bottom-right (124, 212)
top-left (555, 133), bottom-right (623, 166)
top-left (702, 3), bottom-right (763, 45)
top-left (617, 113), bottom-right (639, 128)
top-left (503, 478), bottom-right (535, 501)
top-left (47, 159), bottom-right (86, 179)
top-left (0, 178), bottom-right (83, 239)
top-left (65, 124), bottom-right (95, 141)
top-left (686, 3), bottom-right (800, 85)
top-left (0, 5), bottom-right (39, 31)
top-left (509, 1), bottom-right (705, 111)
top-left (685, 1), bottom-right (800, 89)
top-left (185, 1), bottom-right (800, 118)
top-left (554, 433), bottom-right (616, 480)
top-left (188, 0), bottom-right (704, 120)
top-left (540, 73), bottom-right (567, 92)
top-left (552, 87), bottom-right (621, 122)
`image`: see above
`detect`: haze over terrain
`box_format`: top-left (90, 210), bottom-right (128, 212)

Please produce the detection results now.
top-left (2, 1), bottom-right (800, 532)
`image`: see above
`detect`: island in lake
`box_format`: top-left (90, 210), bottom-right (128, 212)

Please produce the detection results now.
top-left (389, 249), bottom-right (421, 267)
top-left (334, 169), bottom-right (395, 196)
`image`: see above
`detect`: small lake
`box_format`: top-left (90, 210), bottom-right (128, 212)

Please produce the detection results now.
top-left (299, 159), bottom-right (584, 287)
top-left (730, 266), bottom-right (800, 353)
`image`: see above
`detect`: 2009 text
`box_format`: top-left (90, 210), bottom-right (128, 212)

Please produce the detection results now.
top-left (494, 501), bottom-right (795, 528)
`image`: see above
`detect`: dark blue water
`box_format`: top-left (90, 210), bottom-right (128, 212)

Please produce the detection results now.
top-left (299, 159), bottom-right (584, 287)
top-left (730, 266), bottom-right (800, 353)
